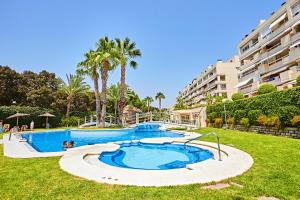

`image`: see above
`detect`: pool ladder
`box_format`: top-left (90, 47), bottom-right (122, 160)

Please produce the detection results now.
top-left (184, 132), bottom-right (222, 161)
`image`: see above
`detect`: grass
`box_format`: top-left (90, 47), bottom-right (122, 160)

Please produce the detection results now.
top-left (1, 128), bottom-right (300, 199)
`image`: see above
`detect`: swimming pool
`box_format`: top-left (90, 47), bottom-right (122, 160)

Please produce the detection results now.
top-left (22, 128), bottom-right (183, 152)
top-left (100, 142), bottom-right (213, 170)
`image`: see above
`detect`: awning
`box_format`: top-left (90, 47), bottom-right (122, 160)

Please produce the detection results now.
top-left (290, 41), bottom-right (300, 48)
top-left (261, 66), bottom-right (288, 78)
top-left (235, 78), bottom-right (254, 88)
top-left (270, 13), bottom-right (287, 29)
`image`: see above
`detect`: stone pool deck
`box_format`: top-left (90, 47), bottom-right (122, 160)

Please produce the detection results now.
top-left (59, 139), bottom-right (253, 186)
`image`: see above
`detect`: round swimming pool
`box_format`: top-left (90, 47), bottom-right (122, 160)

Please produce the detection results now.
top-left (99, 142), bottom-right (213, 170)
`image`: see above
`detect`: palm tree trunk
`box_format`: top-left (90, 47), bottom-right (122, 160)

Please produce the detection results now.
top-left (66, 96), bottom-right (72, 117)
top-left (119, 63), bottom-right (126, 126)
top-left (114, 102), bottom-right (117, 124)
top-left (159, 99), bottom-right (161, 120)
top-left (100, 61), bottom-right (109, 128)
top-left (92, 67), bottom-right (101, 128)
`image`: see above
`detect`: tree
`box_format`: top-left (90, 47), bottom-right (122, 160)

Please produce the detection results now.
top-left (59, 74), bottom-right (90, 117)
top-left (231, 92), bottom-right (245, 101)
top-left (0, 66), bottom-right (22, 105)
top-left (115, 38), bottom-right (142, 125)
top-left (155, 92), bottom-right (165, 114)
top-left (206, 95), bottom-right (214, 105)
top-left (77, 50), bottom-right (102, 127)
top-left (144, 96), bottom-right (154, 113)
top-left (174, 97), bottom-right (186, 110)
top-left (95, 36), bottom-right (118, 127)
top-left (215, 96), bottom-right (223, 103)
top-left (297, 75), bottom-right (300, 86)
top-left (258, 83), bottom-right (276, 95)
top-left (107, 84), bottom-right (120, 124)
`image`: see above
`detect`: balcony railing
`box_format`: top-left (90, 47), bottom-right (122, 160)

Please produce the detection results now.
top-left (239, 85), bottom-right (256, 95)
top-left (239, 72), bottom-right (258, 83)
top-left (240, 56), bottom-right (260, 71)
top-left (260, 22), bottom-right (289, 47)
top-left (260, 40), bottom-right (290, 61)
top-left (240, 41), bottom-right (260, 60)
top-left (291, 32), bottom-right (300, 44)
top-left (263, 77), bottom-right (281, 86)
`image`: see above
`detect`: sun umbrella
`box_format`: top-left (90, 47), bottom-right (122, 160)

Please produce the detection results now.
top-left (7, 112), bottom-right (29, 141)
top-left (7, 112), bottom-right (29, 126)
top-left (39, 112), bottom-right (55, 128)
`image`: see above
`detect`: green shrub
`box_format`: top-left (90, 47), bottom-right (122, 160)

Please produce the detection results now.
top-left (214, 117), bottom-right (223, 128)
top-left (60, 116), bottom-right (80, 127)
top-left (258, 83), bottom-right (276, 95)
top-left (207, 112), bottom-right (217, 122)
top-left (266, 116), bottom-right (280, 129)
top-left (291, 115), bottom-right (300, 128)
top-left (227, 117), bottom-right (235, 125)
top-left (277, 106), bottom-right (300, 128)
top-left (0, 106), bottom-right (62, 128)
top-left (248, 110), bottom-right (263, 125)
top-left (234, 110), bottom-right (247, 124)
top-left (69, 111), bottom-right (93, 118)
top-left (231, 92), bottom-right (244, 101)
top-left (297, 75), bottom-right (300, 86)
top-left (240, 118), bottom-right (250, 129)
top-left (257, 115), bottom-right (268, 126)
top-left (207, 87), bottom-right (300, 128)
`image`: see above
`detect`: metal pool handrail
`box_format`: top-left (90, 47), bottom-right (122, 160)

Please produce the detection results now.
top-left (184, 132), bottom-right (222, 161)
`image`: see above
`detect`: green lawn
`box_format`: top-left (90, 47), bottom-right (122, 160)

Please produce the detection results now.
top-left (1, 128), bottom-right (300, 200)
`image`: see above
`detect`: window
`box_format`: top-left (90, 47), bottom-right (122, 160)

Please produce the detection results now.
top-left (260, 26), bottom-right (271, 39)
top-left (220, 75), bottom-right (226, 81)
top-left (220, 84), bottom-right (226, 90)
top-left (292, 2), bottom-right (300, 16)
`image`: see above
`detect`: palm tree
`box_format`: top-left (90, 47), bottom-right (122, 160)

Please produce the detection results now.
top-left (59, 74), bottom-right (90, 117)
top-left (115, 38), bottom-right (142, 125)
top-left (95, 36), bottom-right (118, 127)
top-left (77, 50), bottom-right (102, 127)
top-left (155, 92), bottom-right (165, 113)
top-left (108, 84), bottom-right (120, 124)
top-left (144, 96), bottom-right (153, 113)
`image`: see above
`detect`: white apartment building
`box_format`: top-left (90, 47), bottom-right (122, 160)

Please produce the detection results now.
top-left (178, 56), bottom-right (240, 107)
top-left (237, 0), bottom-right (300, 96)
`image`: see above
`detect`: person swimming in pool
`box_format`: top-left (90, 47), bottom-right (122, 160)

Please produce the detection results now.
top-left (69, 141), bottom-right (75, 148)
top-left (63, 141), bottom-right (69, 150)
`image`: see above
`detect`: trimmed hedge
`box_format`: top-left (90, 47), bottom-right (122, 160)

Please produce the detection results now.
top-left (207, 87), bottom-right (300, 128)
top-left (0, 106), bottom-right (62, 128)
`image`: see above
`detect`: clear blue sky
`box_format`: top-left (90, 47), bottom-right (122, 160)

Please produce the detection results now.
top-left (0, 0), bottom-right (283, 108)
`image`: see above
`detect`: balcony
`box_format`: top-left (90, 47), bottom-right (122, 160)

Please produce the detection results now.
top-left (289, 46), bottom-right (300, 61)
top-left (240, 56), bottom-right (260, 71)
top-left (240, 41), bottom-right (260, 60)
top-left (239, 71), bottom-right (259, 83)
top-left (260, 41), bottom-right (290, 61)
top-left (239, 84), bottom-right (257, 95)
top-left (260, 22), bottom-right (289, 47)
top-left (263, 76), bottom-right (281, 86)
top-left (291, 32), bottom-right (300, 44)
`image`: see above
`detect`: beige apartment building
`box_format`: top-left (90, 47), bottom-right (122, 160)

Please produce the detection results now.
top-left (237, 0), bottom-right (300, 96)
top-left (178, 56), bottom-right (240, 107)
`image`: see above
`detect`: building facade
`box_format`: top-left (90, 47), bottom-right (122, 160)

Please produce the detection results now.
top-left (237, 0), bottom-right (300, 96)
top-left (178, 56), bottom-right (240, 107)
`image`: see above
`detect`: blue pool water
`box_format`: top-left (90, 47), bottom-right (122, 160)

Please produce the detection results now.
top-left (100, 142), bottom-right (213, 170)
top-left (22, 128), bottom-right (183, 152)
